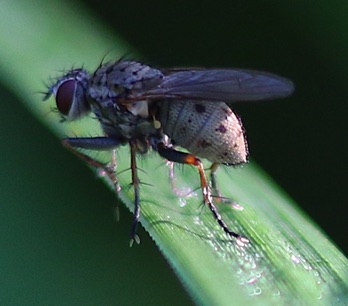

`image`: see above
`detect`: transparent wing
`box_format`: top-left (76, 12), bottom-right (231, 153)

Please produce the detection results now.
top-left (130, 69), bottom-right (294, 103)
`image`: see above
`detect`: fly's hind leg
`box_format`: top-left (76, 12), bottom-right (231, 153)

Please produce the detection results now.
top-left (155, 142), bottom-right (244, 240)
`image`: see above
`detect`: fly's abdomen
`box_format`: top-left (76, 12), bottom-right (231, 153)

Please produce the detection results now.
top-left (159, 100), bottom-right (248, 165)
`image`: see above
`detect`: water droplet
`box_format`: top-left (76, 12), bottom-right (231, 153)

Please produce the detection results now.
top-left (231, 202), bottom-right (244, 211)
top-left (250, 287), bottom-right (262, 296)
top-left (246, 276), bottom-right (258, 284)
top-left (302, 262), bottom-right (312, 270)
top-left (291, 254), bottom-right (301, 264)
top-left (178, 197), bottom-right (187, 207)
top-left (193, 216), bottom-right (202, 225)
top-left (236, 237), bottom-right (249, 247)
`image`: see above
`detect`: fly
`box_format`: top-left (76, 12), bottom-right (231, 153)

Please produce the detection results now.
top-left (44, 59), bottom-right (294, 245)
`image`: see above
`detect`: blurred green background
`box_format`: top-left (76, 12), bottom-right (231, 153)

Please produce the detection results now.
top-left (1, 0), bottom-right (347, 305)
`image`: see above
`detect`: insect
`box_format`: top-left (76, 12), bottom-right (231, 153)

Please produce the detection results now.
top-left (44, 59), bottom-right (294, 245)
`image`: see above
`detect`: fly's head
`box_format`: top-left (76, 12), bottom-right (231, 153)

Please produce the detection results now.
top-left (44, 69), bottom-right (91, 121)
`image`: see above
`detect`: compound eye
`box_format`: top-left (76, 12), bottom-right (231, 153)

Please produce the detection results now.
top-left (55, 79), bottom-right (76, 116)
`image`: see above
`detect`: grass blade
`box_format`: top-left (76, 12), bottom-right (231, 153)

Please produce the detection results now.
top-left (1, 1), bottom-right (347, 305)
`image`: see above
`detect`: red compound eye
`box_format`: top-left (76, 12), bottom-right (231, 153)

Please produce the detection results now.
top-left (55, 79), bottom-right (76, 116)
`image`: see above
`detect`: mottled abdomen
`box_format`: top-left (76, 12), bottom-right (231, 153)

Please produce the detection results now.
top-left (159, 100), bottom-right (248, 165)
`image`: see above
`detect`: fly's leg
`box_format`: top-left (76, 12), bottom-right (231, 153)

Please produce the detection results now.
top-left (156, 142), bottom-right (244, 240)
top-left (166, 161), bottom-right (191, 197)
top-left (129, 140), bottom-right (141, 246)
top-left (210, 162), bottom-right (221, 198)
top-left (64, 137), bottom-right (141, 245)
top-left (210, 163), bottom-right (244, 209)
top-left (210, 163), bottom-right (232, 204)
top-left (110, 149), bottom-right (121, 222)
top-left (62, 136), bottom-right (121, 205)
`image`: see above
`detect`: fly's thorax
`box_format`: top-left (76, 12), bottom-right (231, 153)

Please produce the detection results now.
top-left (89, 98), bottom-right (157, 140)
top-left (85, 60), bottom-right (163, 141)
top-left (158, 100), bottom-right (248, 165)
top-left (88, 60), bottom-right (164, 103)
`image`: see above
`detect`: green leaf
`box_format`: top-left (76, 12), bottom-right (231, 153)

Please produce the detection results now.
top-left (1, 1), bottom-right (347, 305)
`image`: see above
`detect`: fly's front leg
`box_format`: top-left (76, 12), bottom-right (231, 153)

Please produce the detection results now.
top-left (62, 136), bottom-right (121, 198)
top-left (129, 141), bottom-right (141, 246)
top-left (156, 142), bottom-right (245, 241)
